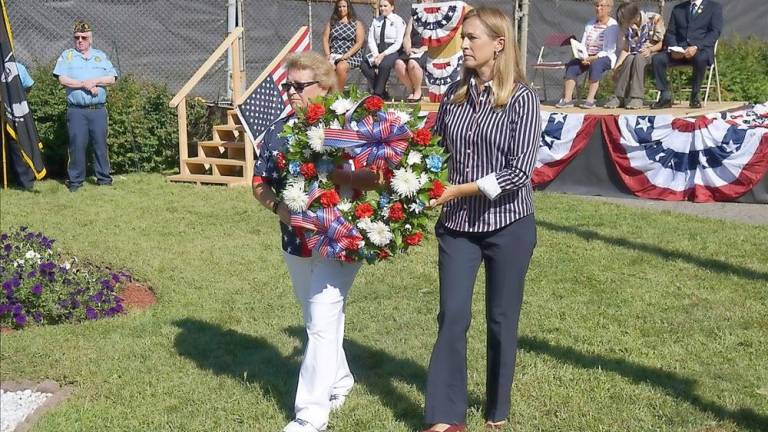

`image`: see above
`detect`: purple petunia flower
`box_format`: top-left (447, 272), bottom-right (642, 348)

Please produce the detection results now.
top-left (3, 244), bottom-right (12, 253)
top-left (12, 304), bottom-right (22, 314)
top-left (11, 277), bottom-right (20, 288)
top-left (32, 311), bottom-right (43, 322)
top-left (89, 292), bottom-right (104, 303)
top-left (27, 270), bottom-right (37, 278)
top-left (14, 313), bottom-right (27, 327)
top-left (100, 279), bottom-right (113, 290)
top-left (39, 261), bottom-right (56, 273)
top-left (85, 307), bottom-right (98, 320)
top-left (31, 283), bottom-right (43, 296)
top-left (0, 233), bottom-right (8, 241)
top-left (0, 303), bottom-right (10, 315)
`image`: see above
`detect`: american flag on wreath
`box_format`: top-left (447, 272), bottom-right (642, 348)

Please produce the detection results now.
top-left (237, 26), bottom-right (311, 154)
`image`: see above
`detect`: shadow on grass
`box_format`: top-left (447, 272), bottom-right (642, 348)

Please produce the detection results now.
top-left (173, 318), bottom-right (298, 417)
top-left (538, 220), bottom-right (768, 282)
top-left (519, 335), bottom-right (768, 431)
top-left (172, 318), bottom-right (431, 429)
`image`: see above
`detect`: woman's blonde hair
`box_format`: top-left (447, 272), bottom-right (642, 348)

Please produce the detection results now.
top-left (285, 51), bottom-right (338, 92)
top-left (593, 0), bottom-right (614, 8)
top-left (451, 7), bottom-right (526, 108)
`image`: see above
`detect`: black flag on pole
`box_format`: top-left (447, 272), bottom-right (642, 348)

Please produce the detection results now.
top-left (0, 0), bottom-right (45, 180)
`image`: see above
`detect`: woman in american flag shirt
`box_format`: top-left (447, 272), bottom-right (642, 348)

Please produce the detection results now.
top-left (422, 7), bottom-right (540, 432)
top-left (251, 51), bottom-right (382, 432)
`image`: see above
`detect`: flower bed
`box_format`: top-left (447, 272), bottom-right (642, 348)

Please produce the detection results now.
top-left (276, 89), bottom-right (448, 263)
top-left (0, 227), bottom-right (131, 329)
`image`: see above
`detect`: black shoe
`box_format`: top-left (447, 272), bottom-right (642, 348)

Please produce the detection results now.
top-left (68, 185), bottom-right (81, 193)
top-left (651, 98), bottom-right (673, 109)
top-left (689, 97), bottom-right (702, 109)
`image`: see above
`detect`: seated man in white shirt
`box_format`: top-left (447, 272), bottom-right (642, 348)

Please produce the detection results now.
top-left (360, 0), bottom-right (406, 98)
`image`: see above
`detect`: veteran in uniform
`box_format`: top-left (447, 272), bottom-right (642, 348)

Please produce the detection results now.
top-left (53, 21), bottom-right (117, 192)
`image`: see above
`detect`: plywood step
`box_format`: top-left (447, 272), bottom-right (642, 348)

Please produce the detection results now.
top-left (198, 140), bottom-right (245, 149)
top-left (185, 157), bottom-right (246, 167)
top-left (168, 173), bottom-right (249, 187)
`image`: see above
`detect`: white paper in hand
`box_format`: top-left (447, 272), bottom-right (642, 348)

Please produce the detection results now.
top-left (570, 39), bottom-right (588, 60)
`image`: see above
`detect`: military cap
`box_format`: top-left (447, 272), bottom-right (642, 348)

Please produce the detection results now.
top-left (73, 20), bottom-right (92, 33)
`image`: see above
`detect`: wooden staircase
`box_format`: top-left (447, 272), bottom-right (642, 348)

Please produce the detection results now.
top-left (168, 109), bottom-right (253, 186)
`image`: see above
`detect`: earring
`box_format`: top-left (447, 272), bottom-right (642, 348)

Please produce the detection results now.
top-left (493, 50), bottom-right (500, 60)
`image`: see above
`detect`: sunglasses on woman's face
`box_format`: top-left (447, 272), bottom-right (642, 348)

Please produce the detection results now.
top-left (281, 80), bottom-right (319, 93)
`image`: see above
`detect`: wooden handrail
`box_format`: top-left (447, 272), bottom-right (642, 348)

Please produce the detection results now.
top-left (170, 27), bottom-right (244, 108)
top-left (236, 26), bottom-right (309, 106)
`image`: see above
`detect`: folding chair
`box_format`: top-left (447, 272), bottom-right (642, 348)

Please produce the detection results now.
top-left (656, 40), bottom-right (722, 106)
top-left (531, 33), bottom-right (575, 102)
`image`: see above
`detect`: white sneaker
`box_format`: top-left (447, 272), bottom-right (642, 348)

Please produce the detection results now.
top-left (283, 418), bottom-right (324, 432)
top-left (329, 393), bottom-right (347, 411)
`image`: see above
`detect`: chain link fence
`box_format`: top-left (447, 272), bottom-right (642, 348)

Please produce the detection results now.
top-left (7, 1), bottom-right (765, 103)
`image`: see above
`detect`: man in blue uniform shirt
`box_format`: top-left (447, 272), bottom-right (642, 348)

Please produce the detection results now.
top-left (53, 20), bottom-right (118, 192)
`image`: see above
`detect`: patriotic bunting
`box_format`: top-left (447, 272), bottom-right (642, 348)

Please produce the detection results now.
top-left (411, 1), bottom-right (467, 47)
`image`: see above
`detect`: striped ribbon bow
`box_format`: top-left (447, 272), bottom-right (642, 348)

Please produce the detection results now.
top-left (323, 110), bottom-right (412, 170)
top-left (291, 207), bottom-right (362, 259)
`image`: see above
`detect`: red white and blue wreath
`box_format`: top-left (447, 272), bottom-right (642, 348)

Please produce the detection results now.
top-left (275, 89), bottom-right (449, 263)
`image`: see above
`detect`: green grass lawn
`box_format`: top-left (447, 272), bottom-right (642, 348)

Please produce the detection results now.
top-left (1, 173), bottom-right (766, 432)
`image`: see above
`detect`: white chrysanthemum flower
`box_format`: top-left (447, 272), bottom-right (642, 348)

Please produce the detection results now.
top-left (365, 221), bottom-right (394, 247)
top-left (283, 182), bottom-right (309, 212)
top-left (329, 119), bottom-right (342, 129)
top-left (331, 98), bottom-right (356, 115)
top-left (419, 172), bottom-right (430, 187)
top-left (406, 151), bottom-right (423, 166)
top-left (391, 168), bottom-right (421, 198)
top-left (337, 199), bottom-right (352, 212)
top-left (25, 250), bottom-right (40, 260)
top-left (307, 126), bottom-right (326, 153)
top-left (391, 110), bottom-right (411, 124)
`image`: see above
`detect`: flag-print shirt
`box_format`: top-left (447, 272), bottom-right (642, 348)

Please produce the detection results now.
top-left (433, 80), bottom-right (541, 233)
top-left (580, 17), bottom-right (620, 67)
top-left (253, 116), bottom-right (312, 257)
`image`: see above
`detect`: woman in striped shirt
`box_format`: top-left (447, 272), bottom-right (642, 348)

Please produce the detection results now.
top-left (422, 7), bottom-right (540, 432)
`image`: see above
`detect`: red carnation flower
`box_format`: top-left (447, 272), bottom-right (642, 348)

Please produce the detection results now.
top-left (355, 203), bottom-right (375, 219)
top-left (377, 249), bottom-right (391, 260)
top-left (320, 189), bottom-right (341, 208)
top-left (388, 202), bottom-right (405, 221)
top-left (306, 103), bottom-right (326, 124)
top-left (429, 180), bottom-right (446, 199)
top-left (300, 162), bottom-right (317, 178)
top-left (413, 128), bottom-right (432, 146)
top-left (404, 232), bottom-right (423, 246)
top-left (275, 152), bottom-right (287, 171)
top-left (364, 96), bottom-right (384, 112)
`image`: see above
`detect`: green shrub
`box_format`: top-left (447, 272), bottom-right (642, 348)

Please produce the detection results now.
top-left (28, 64), bottom-right (213, 177)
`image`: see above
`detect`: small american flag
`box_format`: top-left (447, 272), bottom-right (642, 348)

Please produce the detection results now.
top-left (237, 26), bottom-right (311, 153)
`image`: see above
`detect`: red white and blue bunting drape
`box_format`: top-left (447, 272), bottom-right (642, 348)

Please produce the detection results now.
top-left (533, 104), bottom-right (768, 202)
top-left (412, 1), bottom-right (466, 47)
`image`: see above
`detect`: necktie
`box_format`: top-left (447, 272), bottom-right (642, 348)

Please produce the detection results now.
top-left (378, 17), bottom-right (387, 53)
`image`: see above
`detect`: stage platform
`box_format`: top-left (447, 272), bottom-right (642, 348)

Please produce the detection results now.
top-left (409, 100), bottom-right (746, 116)
top-left (546, 100), bottom-right (747, 116)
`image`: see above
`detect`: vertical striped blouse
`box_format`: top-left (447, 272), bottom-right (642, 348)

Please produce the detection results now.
top-left (433, 79), bottom-right (541, 233)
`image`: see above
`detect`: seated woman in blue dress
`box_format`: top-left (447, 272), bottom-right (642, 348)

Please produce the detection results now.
top-left (322, 0), bottom-right (365, 90)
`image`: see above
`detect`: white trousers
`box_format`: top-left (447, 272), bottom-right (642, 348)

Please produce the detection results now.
top-left (283, 252), bottom-right (362, 430)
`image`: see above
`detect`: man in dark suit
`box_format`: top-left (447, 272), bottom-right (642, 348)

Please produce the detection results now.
top-left (651, 0), bottom-right (722, 109)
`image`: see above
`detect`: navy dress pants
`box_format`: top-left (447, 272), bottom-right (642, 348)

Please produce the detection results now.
top-left (425, 214), bottom-right (536, 424)
top-left (67, 106), bottom-right (111, 188)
